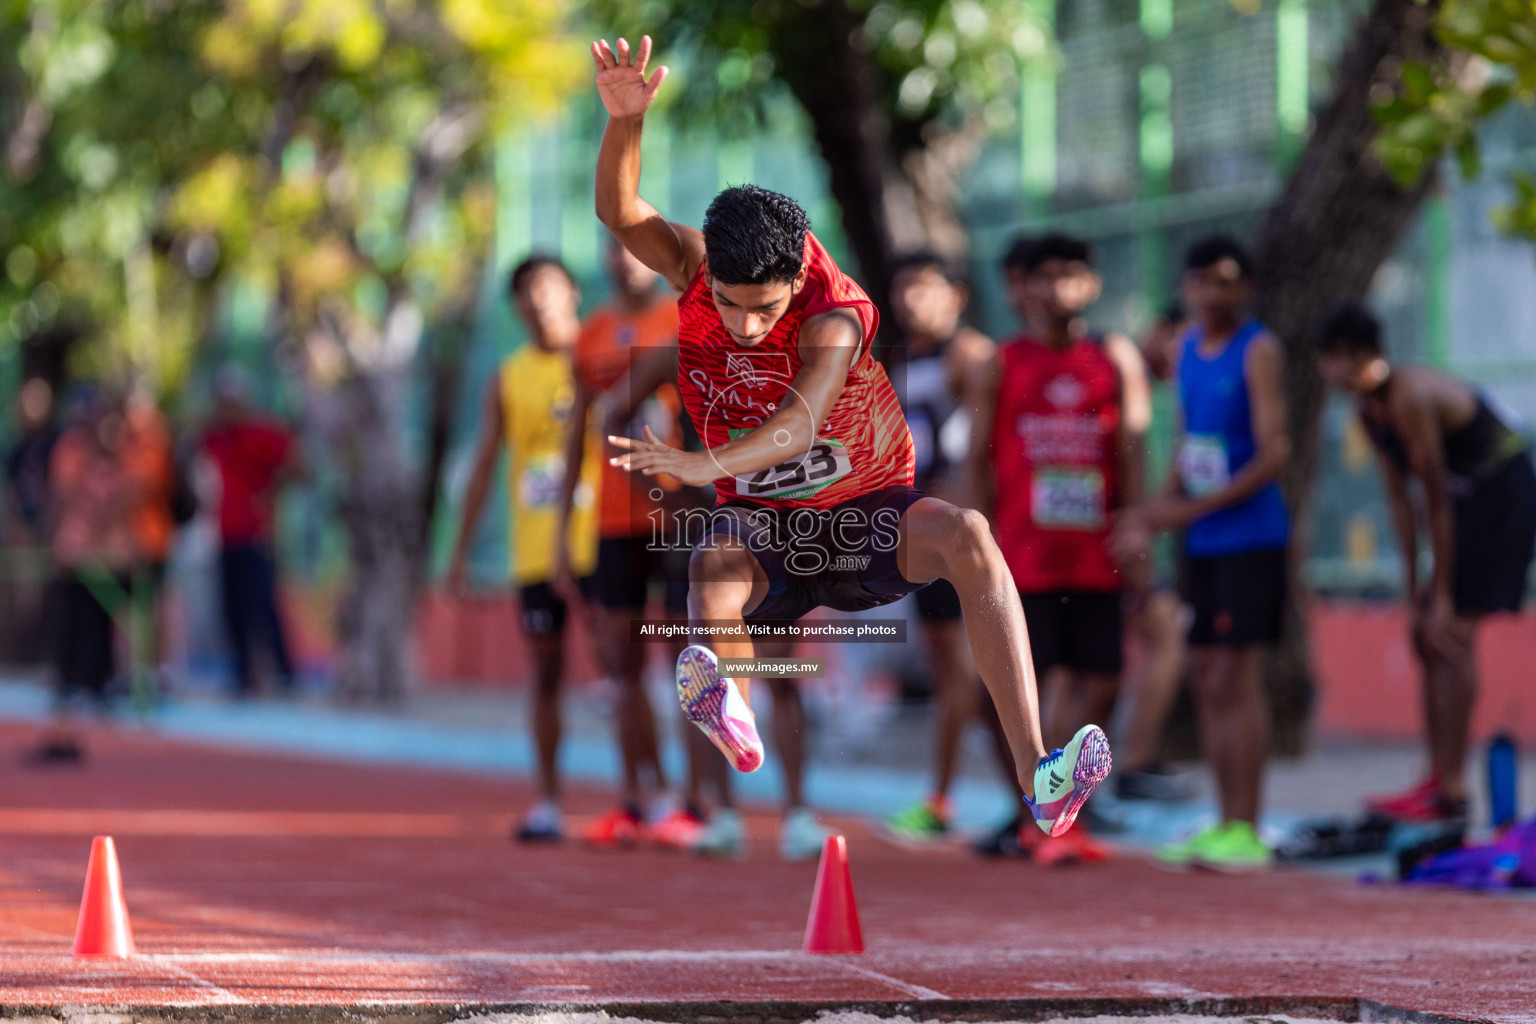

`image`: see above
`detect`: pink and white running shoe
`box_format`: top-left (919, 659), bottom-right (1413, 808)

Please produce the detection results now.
top-left (677, 645), bottom-right (764, 773)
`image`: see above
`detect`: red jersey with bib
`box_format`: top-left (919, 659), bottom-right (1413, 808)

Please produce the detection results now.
top-left (676, 233), bottom-right (914, 509)
top-left (991, 336), bottom-right (1123, 592)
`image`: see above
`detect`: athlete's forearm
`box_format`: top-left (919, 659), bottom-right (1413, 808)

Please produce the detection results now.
top-left (450, 441), bottom-right (500, 568)
top-left (1183, 442), bottom-right (1287, 519)
top-left (596, 115), bottom-right (653, 231)
top-left (1422, 486), bottom-right (1456, 602)
top-left (1384, 481), bottom-right (1420, 598)
top-left (704, 402), bottom-right (820, 480)
top-left (555, 384), bottom-right (591, 531)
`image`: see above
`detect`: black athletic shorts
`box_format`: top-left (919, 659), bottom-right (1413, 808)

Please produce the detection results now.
top-left (1454, 454), bottom-right (1536, 616)
top-left (915, 577), bottom-right (963, 622)
top-left (518, 578), bottom-right (593, 636)
top-left (591, 535), bottom-right (690, 614)
top-left (1018, 590), bottom-right (1123, 675)
top-left (1180, 546), bottom-right (1286, 647)
top-left (704, 486), bottom-right (932, 623)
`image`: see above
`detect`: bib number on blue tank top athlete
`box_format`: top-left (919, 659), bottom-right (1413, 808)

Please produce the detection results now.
top-left (519, 454), bottom-right (567, 509)
top-left (734, 437), bottom-right (853, 500)
top-left (1031, 466), bottom-right (1105, 530)
top-left (1179, 434), bottom-right (1229, 497)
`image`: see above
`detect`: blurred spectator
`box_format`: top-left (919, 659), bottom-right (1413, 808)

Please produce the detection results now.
top-left (121, 383), bottom-right (185, 698)
top-left (6, 377), bottom-right (60, 541)
top-left (201, 366), bottom-right (300, 698)
top-left (880, 251), bottom-right (1005, 844)
top-left (1115, 303), bottom-right (1197, 803)
top-left (2, 377), bottom-right (61, 665)
top-left (1318, 301), bottom-right (1536, 822)
top-left (447, 255), bottom-right (600, 843)
top-left (31, 391), bottom-right (136, 762)
top-left (554, 237), bottom-right (687, 847)
top-left (1119, 236), bottom-right (1291, 872)
top-left (969, 234), bottom-right (1138, 864)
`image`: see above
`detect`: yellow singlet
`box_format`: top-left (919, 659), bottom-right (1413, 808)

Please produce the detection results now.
top-left (499, 343), bottom-right (599, 586)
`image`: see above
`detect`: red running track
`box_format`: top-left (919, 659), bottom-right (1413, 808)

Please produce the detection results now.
top-left (0, 723), bottom-right (1530, 1020)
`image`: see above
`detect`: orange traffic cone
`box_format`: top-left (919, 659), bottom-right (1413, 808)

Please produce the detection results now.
top-left (72, 836), bottom-right (135, 958)
top-left (803, 834), bottom-right (863, 954)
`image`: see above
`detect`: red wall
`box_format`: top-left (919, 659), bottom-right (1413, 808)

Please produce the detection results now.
top-left (410, 593), bottom-right (1536, 744)
top-left (1310, 602), bottom-right (1536, 744)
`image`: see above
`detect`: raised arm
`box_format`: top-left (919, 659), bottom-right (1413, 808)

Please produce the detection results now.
top-left (592, 36), bottom-right (704, 292)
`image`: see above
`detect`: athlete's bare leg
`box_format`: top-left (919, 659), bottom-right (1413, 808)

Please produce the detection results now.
top-left (1189, 644), bottom-right (1268, 824)
top-left (1418, 614), bottom-right (1478, 804)
top-left (527, 631), bottom-right (565, 802)
top-left (767, 675), bottom-right (807, 810)
top-left (923, 618), bottom-right (979, 799)
top-left (975, 684), bottom-right (1026, 799)
top-left (896, 497), bottom-right (1049, 798)
top-left (1119, 590), bottom-right (1187, 771)
top-left (686, 531), bottom-right (771, 698)
top-left (1044, 669), bottom-right (1119, 751)
top-left (592, 605), bottom-right (667, 805)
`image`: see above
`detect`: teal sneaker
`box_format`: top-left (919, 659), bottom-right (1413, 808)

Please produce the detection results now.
top-left (1027, 724), bottom-right (1112, 837)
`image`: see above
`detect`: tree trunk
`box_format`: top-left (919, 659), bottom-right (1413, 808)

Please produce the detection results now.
top-left (1251, 0), bottom-right (1450, 753)
top-left (332, 361), bottom-right (422, 704)
top-left (766, 0), bottom-right (973, 337)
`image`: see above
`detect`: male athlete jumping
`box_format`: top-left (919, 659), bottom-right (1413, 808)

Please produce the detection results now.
top-left (589, 35), bottom-right (1109, 837)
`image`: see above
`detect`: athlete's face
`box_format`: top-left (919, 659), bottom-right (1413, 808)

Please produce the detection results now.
top-left (1181, 259), bottom-right (1250, 327)
top-left (1007, 259), bottom-right (1099, 326)
top-left (1319, 350), bottom-right (1383, 394)
top-left (512, 266), bottom-right (580, 347)
top-left (891, 265), bottom-right (965, 340)
top-left (709, 266), bottom-right (808, 346)
top-left (607, 239), bottom-right (658, 297)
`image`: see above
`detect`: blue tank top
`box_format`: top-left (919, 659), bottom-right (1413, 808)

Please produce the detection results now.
top-left (1177, 319), bottom-right (1290, 556)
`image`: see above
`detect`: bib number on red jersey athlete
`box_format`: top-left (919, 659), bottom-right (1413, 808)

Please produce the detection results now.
top-left (731, 431), bottom-right (854, 500)
top-left (1031, 466), bottom-right (1106, 530)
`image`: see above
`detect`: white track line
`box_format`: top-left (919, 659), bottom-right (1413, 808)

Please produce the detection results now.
top-left (143, 956), bottom-right (243, 1004)
top-left (829, 960), bottom-right (949, 1001)
top-left (147, 948), bottom-right (951, 998)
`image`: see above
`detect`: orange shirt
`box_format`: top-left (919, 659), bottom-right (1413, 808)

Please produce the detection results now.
top-left (574, 296), bottom-right (681, 539)
top-left (122, 403), bottom-right (177, 563)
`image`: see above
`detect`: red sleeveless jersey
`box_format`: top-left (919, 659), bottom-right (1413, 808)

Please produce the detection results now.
top-left (991, 336), bottom-right (1123, 592)
top-left (676, 232), bottom-right (914, 509)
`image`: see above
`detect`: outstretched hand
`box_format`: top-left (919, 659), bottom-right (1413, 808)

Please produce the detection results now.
top-left (608, 426), bottom-right (718, 489)
top-left (592, 35), bottom-right (668, 118)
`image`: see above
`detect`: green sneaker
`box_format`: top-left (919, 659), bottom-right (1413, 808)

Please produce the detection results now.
top-left (885, 798), bottom-right (951, 841)
top-left (1155, 823), bottom-right (1222, 868)
top-left (1193, 820), bottom-right (1272, 872)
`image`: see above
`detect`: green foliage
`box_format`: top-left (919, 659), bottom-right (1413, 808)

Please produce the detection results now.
top-left (588, 0), bottom-right (1051, 149)
top-left (1373, 0), bottom-right (1536, 240)
top-left (0, 0), bottom-right (576, 395)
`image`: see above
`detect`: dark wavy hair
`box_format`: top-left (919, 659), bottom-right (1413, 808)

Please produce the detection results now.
top-left (1316, 300), bottom-right (1383, 356)
top-left (509, 254), bottom-right (574, 297)
top-left (1184, 234), bottom-right (1253, 278)
top-left (1001, 233), bottom-right (1094, 275)
top-left (703, 185), bottom-right (809, 286)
